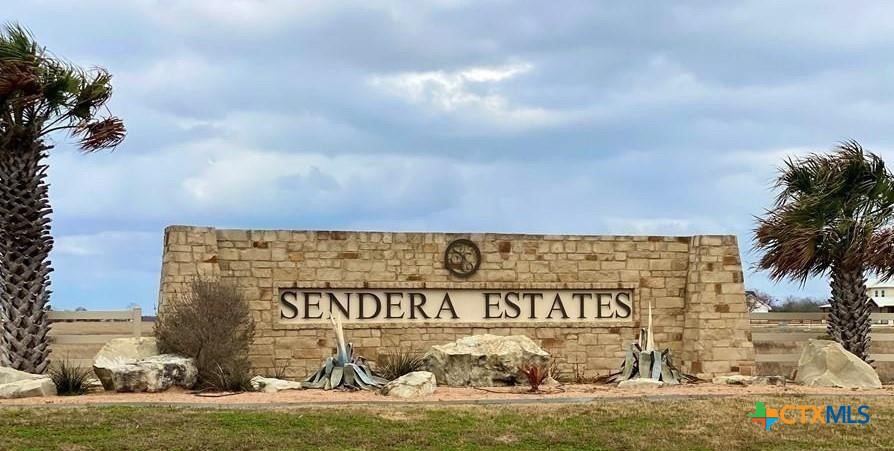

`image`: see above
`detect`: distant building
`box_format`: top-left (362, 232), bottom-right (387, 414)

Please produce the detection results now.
top-left (820, 279), bottom-right (894, 313)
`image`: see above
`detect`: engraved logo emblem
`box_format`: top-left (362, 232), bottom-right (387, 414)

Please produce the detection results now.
top-left (444, 239), bottom-right (481, 277)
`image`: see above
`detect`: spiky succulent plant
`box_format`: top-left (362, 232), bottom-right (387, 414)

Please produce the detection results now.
top-left (302, 314), bottom-right (387, 390)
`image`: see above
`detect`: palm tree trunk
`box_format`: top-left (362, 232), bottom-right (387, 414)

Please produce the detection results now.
top-left (827, 264), bottom-right (873, 363)
top-left (0, 141), bottom-right (53, 373)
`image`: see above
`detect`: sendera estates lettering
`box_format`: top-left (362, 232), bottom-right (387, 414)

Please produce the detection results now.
top-left (279, 289), bottom-right (633, 323)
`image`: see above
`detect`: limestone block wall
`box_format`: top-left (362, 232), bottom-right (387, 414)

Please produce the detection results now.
top-left (681, 235), bottom-right (754, 375)
top-left (158, 226), bottom-right (754, 379)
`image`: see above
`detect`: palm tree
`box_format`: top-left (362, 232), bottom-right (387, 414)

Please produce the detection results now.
top-left (0, 24), bottom-right (124, 373)
top-left (754, 141), bottom-right (894, 363)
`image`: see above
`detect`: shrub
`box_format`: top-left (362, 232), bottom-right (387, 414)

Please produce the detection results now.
top-left (519, 363), bottom-right (549, 392)
top-left (546, 351), bottom-right (564, 382)
top-left (771, 296), bottom-right (825, 312)
top-left (155, 277), bottom-right (255, 391)
top-left (206, 360), bottom-right (255, 392)
top-left (571, 362), bottom-right (597, 384)
top-left (49, 359), bottom-right (93, 396)
top-left (376, 349), bottom-right (425, 380)
top-left (266, 361), bottom-right (290, 380)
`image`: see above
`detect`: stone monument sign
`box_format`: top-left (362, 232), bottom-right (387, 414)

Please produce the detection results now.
top-left (158, 226), bottom-right (754, 379)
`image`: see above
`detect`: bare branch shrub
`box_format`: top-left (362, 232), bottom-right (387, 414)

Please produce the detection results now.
top-left (155, 277), bottom-right (255, 391)
top-left (546, 350), bottom-right (564, 383)
top-left (571, 362), bottom-right (596, 384)
top-left (266, 361), bottom-right (290, 380)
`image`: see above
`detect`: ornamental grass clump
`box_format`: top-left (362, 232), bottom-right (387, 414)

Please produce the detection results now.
top-left (49, 358), bottom-right (93, 396)
top-left (376, 349), bottom-right (425, 381)
top-left (155, 277), bottom-right (255, 392)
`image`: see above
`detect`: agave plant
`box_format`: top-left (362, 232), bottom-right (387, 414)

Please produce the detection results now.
top-left (0, 24), bottom-right (125, 373)
top-left (302, 314), bottom-right (387, 390)
top-left (603, 302), bottom-right (694, 384)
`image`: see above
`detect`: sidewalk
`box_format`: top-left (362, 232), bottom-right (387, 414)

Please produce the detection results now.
top-left (2, 383), bottom-right (891, 409)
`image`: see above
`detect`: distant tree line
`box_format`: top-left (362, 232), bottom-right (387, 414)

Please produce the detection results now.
top-left (747, 289), bottom-right (825, 312)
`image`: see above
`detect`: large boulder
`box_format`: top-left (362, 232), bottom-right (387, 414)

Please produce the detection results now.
top-left (795, 340), bottom-right (881, 389)
top-left (250, 376), bottom-right (303, 393)
top-left (102, 354), bottom-right (198, 393)
top-left (93, 337), bottom-right (159, 390)
top-left (0, 378), bottom-right (57, 399)
top-left (381, 371), bottom-right (437, 398)
top-left (0, 367), bottom-right (56, 399)
top-left (0, 367), bottom-right (46, 385)
top-left (423, 334), bottom-right (550, 387)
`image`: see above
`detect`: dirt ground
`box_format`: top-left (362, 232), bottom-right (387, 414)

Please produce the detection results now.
top-left (3, 382), bottom-right (893, 406)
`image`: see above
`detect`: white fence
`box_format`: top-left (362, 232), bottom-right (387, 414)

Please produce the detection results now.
top-left (48, 307), bottom-right (147, 368)
top-left (750, 312), bottom-right (894, 364)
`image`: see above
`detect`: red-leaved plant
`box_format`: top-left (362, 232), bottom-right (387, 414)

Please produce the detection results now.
top-left (519, 363), bottom-right (549, 392)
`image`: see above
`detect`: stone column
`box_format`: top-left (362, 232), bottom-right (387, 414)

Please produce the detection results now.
top-left (156, 225), bottom-right (220, 313)
top-left (680, 235), bottom-right (754, 378)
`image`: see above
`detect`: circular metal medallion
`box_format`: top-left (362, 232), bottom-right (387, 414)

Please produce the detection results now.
top-left (444, 239), bottom-right (481, 277)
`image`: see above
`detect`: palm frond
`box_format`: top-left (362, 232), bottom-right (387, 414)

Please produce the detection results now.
top-left (0, 23), bottom-right (39, 62)
top-left (75, 116), bottom-right (125, 151)
top-left (0, 23), bottom-right (125, 152)
top-left (754, 141), bottom-right (894, 281)
top-left (865, 228), bottom-right (894, 281)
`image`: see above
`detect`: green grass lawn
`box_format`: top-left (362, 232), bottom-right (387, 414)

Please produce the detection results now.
top-left (0, 395), bottom-right (890, 450)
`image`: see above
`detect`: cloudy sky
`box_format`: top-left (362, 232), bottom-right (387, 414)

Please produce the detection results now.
top-left (8, 1), bottom-right (894, 312)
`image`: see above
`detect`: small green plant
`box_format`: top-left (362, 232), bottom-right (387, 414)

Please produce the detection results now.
top-left (49, 359), bottom-right (93, 396)
top-left (519, 363), bottom-right (549, 392)
top-left (376, 349), bottom-right (425, 381)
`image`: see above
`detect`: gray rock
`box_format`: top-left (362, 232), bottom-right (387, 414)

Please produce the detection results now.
top-left (0, 378), bottom-right (56, 399)
top-left (795, 340), bottom-right (881, 389)
top-left (0, 366), bottom-right (48, 384)
top-left (712, 375), bottom-right (786, 386)
top-left (84, 377), bottom-right (105, 391)
top-left (424, 334), bottom-right (550, 387)
top-left (618, 378), bottom-right (664, 389)
top-left (381, 371), bottom-right (437, 398)
top-left (93, 337), bottom-right (159, 390)
top-left (103, 354), bottom-right (198, 393)
top-left (0, 367), bottom-right (56, 399)
top-left (250, 376), bottom-right (303, 393)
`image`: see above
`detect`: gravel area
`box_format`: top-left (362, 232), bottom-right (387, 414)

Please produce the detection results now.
top-left (2, 383), bottom-right (893, 407)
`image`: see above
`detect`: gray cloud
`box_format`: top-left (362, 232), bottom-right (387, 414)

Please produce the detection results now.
top-left (7, 0), bottom-right (887, 310)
